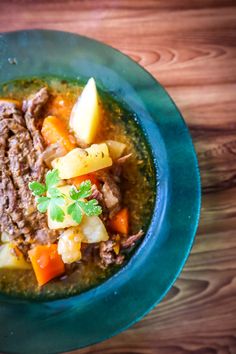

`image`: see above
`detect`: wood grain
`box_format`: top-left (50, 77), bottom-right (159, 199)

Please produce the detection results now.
top-left (1, 1), bottom-right (236, 353)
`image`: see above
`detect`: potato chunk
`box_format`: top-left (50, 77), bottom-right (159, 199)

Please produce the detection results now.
top-left (52, 143), bottom-right (112, 179)
top-left (106, 140), bottom-right (126, 160)
top-left (47, 185), bottom-right (79, 230)
top-left (0, 243), bottom-right (31, 269)
top-left (57, 216), bottom-right (109, 263)
top-left (80, 215), bottom-right (109, 243)
top-left (70, 77), bottom-right (101, 144)
top-left (58, 227), bottom-right (83, 264)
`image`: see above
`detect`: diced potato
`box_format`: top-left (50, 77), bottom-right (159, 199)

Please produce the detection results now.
top-left (47, 185), bottom-right (79, 230)
top-left (80, 215), bottom-right (109, 243)
top-left (58, 227), bottom-right (83, 264)
top-left (0, 243), bottom-right (31, 269)
top-left (52, 143), bottom-right (112, 179)
top-left (70, 78), bottom-right (101, 144)
top-left (106, 140), bottom-right (126, 160)
top-left (57, 216), bottom-right (109, 263)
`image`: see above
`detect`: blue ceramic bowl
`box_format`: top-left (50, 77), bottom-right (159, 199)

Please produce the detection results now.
top-left (0, 30), bottom-right (201, 354)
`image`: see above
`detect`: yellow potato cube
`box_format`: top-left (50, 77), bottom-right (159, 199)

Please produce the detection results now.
top-left (52, 143), bottom-right (112, 179)
top-left (0, 243), bottom-right (31, 269)
top-left (58, 227), bottom-right (83, 264)
top-left (80, 215), bottom-right (109, 243)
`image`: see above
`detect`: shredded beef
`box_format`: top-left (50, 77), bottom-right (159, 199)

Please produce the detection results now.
top-left (96, 171), bottom-right (122, 218)
top-left (90, 184), bottom-right (103, 202)
top-left (116, 153), bottom-right (132, 165)
top-left (121, 230), bottom-right (144, 248)
top-left (42, 143), bottom-right (67, 168)
top-left (95, 154), bottom-right (132, 219)
top-left (23, 87), bottom-right (49, 181)
top-left (0, 104), bottom-right (27, 238)
top-left (0, 88), bottom-right (58, 254)
top-left (111, 153), bottom-right (132, 180)
top-left (89, 184), bottom-right (108, 218)
top-left (98, 230), bottom-right (144, 268)
top-left (99, 240), bottom-right (124, 269)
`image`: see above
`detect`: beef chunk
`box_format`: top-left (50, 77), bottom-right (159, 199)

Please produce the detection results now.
top-left (96, 171), bottom-right (122, 218)
top-left (98, 230), bottom-right (144, 268)
top-left (90, 184), bottom-right (104, 204)
top-left (99, 240), bottom-right (124, 269)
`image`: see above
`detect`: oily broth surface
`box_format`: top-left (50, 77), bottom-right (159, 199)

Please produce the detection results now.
top-left (0, 77), bottom-right (155, 299)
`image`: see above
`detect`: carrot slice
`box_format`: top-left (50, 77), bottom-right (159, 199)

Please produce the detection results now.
top-left (110, 208), bottom-right (129, 235)
top-left (41, 115), bottom-right (76, 152)
top-left (68, 173), bottom-right (100, 188)
top-left (28, 244), bottom-right (65, 286)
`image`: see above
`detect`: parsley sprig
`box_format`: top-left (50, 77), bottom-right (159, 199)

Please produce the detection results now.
top-left (68, 182), bottom-right (102, 224)
top-left (29, 169), bottom-right (102, 224)
top-left (29, 169), bottom-right (65, 222)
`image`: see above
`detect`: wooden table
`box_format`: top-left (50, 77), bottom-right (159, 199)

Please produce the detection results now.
top-left (1, 1), bottom-right (236, 353)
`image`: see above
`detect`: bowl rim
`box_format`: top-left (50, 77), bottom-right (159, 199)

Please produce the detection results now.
top-left (0, 29), bottom-right (201, 354)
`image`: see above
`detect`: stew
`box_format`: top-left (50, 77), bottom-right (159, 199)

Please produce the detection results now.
top-left (0, 77), bottom-right (155, 299)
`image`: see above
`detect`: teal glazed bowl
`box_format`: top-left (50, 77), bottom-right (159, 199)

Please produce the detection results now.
top-left (0, 30), bottom-right (201, 354)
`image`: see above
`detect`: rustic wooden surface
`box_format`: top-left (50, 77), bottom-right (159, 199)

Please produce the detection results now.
top-left (1, 0), bottom-right (236, 353)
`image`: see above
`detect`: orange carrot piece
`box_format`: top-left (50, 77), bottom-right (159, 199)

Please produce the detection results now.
top-left (28, 244), bottom-right (65, 286)
top-left (68, 174), bottom-right (100, 188)
top-left (110, 208), bottom-right (129, 235)
top-left (41, 115), bottom-right (76, 152)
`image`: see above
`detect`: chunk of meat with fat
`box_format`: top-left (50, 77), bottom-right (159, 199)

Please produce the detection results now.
top-left (90, 154), bottom-right (132, 220)
top-left (96, 171), bottom-right (122, 218)
top-left (98, 230), bottom-right (144, 268)
top-left (99, 240), bottom-right (124, 269)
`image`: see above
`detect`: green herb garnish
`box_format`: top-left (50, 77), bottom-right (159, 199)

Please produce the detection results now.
top-left (29, 169), bottom-right (102, 224)
top-left (28, 181), bottom-right (46, 196)
top-left (29, 169), bottom-right (65, 222)
top-left (68, 181), bottom-right (102, 223)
